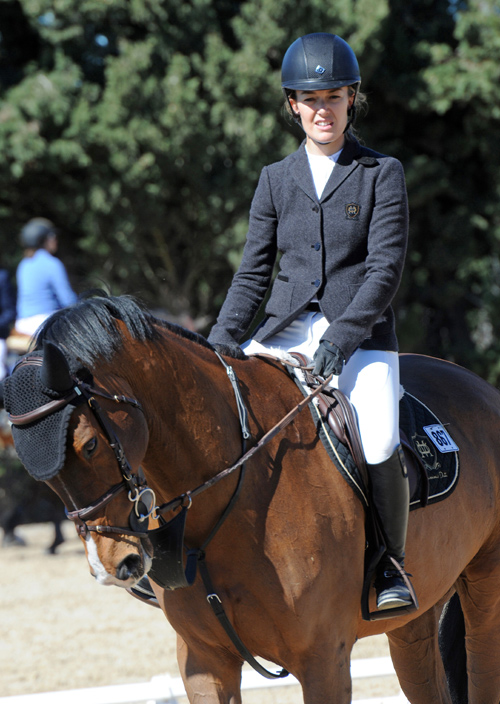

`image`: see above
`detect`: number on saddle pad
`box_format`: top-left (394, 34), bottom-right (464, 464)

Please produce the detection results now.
top-left (423, 424), bottom-right (459, 453)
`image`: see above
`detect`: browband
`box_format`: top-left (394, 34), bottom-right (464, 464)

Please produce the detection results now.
top-left (8, 388), bottom-right (81, 426)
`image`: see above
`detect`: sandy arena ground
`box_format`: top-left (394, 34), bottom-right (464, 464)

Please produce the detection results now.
top-left (0, 521), bottom-right (402, 702)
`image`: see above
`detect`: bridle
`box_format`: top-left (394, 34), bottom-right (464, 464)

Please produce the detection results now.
top-left (64, 391), bottom-right (154, 539)
top-left (8, 356), bottom-right (154, 540)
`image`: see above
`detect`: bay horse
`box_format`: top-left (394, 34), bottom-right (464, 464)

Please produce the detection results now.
top-left (2, 293), bottom-right (499, 704)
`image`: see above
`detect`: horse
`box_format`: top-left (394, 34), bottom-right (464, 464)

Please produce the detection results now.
top-left (2, 293), bottom-right (500, 704)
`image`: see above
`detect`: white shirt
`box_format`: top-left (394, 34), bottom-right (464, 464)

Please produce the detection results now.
top-left (305, 147), bottom-right (343, 199)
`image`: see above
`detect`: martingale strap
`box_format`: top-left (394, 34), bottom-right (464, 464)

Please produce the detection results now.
top-left (197, 555), bottom-right (289, 679)
top-left (149, 353), bottom-right (303, 679)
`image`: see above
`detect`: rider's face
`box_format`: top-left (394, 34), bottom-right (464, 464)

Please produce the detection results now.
top-left (289, 87), bottom-right (354, 155)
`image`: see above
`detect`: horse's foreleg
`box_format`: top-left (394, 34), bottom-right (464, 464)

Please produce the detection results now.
top-left (287, 631), bottom-right (355, 704)
top-left (176, 634), bottom-right (243, 704)
top-left (386, 603), bottom-right (452, 704)
top-left (46, 521), bottom-right (64, 554)
top-left (299, 655), bottom-right (353, 704)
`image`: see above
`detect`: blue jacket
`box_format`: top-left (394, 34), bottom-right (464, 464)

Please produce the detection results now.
top-left (209, 138), bottom-right (409, 362)
top-left (16, 249), bottom-right (77, 319)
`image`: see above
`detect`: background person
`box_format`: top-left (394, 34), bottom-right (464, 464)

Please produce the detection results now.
top-left (0, 267), bottom-right (16, 380)
top-left (15, 218), bottom-right (77, 337)
top-left (208, 32), bottom-right (413, 612)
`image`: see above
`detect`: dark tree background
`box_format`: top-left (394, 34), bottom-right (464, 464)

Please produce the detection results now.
top-left (1, 0), bottom-right (499, 380)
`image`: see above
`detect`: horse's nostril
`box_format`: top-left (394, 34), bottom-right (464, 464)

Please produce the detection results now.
top-left (116, 554), bottom-right (143, 581)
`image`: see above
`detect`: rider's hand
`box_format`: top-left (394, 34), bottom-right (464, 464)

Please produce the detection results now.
top-left (211, 342), bottom-right (247, 360)
top-left (313, 341), bottom-right (345, 377)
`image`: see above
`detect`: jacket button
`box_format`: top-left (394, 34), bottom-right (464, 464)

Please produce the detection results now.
top-left (314, 242), bottom-right (321, 251)
top-left (313, 279), bottom-right (320, 287)
top-left (312, 205), bottom-right (319, 212)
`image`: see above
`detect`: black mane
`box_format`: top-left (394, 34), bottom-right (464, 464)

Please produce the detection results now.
top-left (34, 293), bottom-right (213, 368)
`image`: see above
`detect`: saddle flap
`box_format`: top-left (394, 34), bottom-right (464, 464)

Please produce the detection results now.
top-left (315, 393), bottom-right (348, 444)
top-left (317, 389), bottom-right (368, 487)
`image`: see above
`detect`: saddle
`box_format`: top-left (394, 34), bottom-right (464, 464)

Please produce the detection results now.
top-left (286, 353), bottom-right (459, 514)
top-left (292, 356), bottom-right (370, 488)
top-left (313, 385), bottom-right (424, 504)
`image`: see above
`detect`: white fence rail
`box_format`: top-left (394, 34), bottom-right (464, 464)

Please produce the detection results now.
top-left (0, 657), bottom-right (409, 704)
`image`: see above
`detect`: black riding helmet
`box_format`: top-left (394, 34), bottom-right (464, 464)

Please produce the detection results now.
top-left (282, 32), bottom-right (360, 90)
top-left (20, 218), bottom-right (57, 249)
top-left (281, 33), bottom-right (361, 130)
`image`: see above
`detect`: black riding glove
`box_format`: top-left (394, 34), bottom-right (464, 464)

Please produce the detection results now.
top-left (313, 340), bottom-right (345, 377)
top-left (211, 342), bottom-right (247, 360)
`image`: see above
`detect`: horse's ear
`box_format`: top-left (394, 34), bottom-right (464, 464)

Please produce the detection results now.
top-left (41, 341), bottom-right (73, 393)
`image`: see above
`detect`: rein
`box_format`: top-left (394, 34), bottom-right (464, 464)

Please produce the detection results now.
top-left (153, 362), bottom-right (333, 520)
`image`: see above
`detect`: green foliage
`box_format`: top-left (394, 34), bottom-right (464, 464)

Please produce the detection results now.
top-left (0, 0), bottom-right (499, 381)
top-left (361, 0), bottom-right (500, 382)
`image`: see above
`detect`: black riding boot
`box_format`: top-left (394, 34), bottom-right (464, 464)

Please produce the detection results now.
top-left (369, 445), bottom-right (414, 610)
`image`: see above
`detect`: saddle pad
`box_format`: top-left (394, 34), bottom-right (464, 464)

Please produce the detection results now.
top-left (293, 376), bottom-right (459, 512)
top-left (400, 391), bottom-right (460, 510)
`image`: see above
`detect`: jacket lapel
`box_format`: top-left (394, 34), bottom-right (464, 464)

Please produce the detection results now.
top-left (288, 143), bottom-right (318, 202)
top-left (320, 138), bottom-right (361, 202)
top-left (288, 139), bottom-right (364, 203)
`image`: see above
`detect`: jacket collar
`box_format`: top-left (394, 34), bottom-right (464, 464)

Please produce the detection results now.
top-left (289, 138), bottom-right (365, 203)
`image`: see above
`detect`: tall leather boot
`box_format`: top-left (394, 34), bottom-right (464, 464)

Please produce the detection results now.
top-left (368, 445), bottom-right (414, 610)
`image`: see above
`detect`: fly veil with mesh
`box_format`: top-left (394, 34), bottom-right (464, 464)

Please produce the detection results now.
top-left (1, 342), bottom-right (89, 480)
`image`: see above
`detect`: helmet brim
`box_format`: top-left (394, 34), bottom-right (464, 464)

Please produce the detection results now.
top-left (282, 78), bottom-right (360, 91)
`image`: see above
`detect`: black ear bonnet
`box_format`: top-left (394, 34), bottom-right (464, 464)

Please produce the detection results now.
top-left (3, 342), bottom-right (91, 480)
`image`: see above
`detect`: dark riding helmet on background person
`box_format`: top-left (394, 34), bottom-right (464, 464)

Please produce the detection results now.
top-left (20, 218), bottom-right (57, 249)
top-left (281, 33), bottom-right (361, 129)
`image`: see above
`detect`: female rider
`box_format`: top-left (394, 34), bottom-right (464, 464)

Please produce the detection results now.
top-left (208, 32), bottom-right (415, 612)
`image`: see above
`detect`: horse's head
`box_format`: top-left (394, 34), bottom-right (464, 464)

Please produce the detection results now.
top-left (1, 340), bottom-right (152, 589)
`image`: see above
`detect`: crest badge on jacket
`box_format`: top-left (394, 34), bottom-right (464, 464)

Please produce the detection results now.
top-left (345, 203), bottom-right (361, 219)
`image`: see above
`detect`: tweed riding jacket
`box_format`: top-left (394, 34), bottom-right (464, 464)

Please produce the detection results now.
top-left (209, 137), bottom-right (409, 362)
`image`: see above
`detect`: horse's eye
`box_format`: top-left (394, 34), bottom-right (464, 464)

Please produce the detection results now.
top-left (84, 437), bottom-right (98, 456)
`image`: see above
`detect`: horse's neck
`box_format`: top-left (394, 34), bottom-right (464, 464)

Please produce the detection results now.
top-left (128, 336), bottom-right (245, 500)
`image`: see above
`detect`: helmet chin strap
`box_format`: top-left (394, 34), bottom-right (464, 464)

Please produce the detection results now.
top-left (344, 104), bottom-right (357, 133)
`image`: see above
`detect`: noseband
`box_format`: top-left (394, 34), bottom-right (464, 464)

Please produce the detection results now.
top-left (8, 356), bottom-right (153, 540)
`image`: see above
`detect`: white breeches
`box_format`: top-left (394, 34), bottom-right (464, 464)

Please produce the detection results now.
top-left (242, 311), bottom-right (400, 464)
top-left (15, 313), bottom-right (51, 336)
